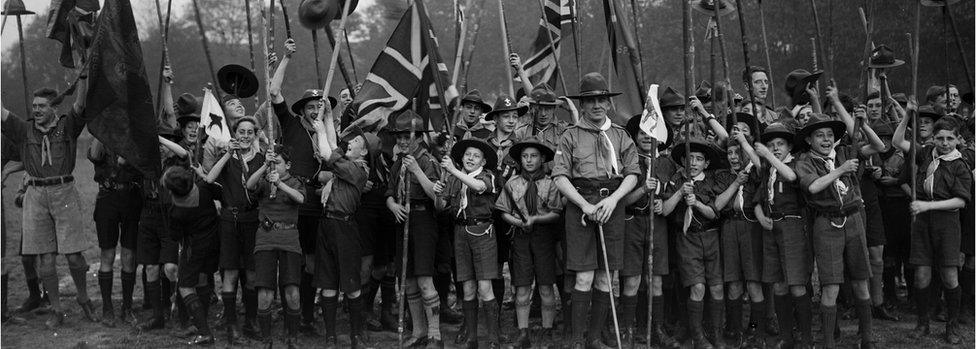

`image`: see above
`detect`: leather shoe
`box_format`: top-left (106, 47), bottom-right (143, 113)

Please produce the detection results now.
top-left (100, 309), bottom-right (117, 328)
top-left (243, 318), bottom-right (261, 338)
top-left (513, 328), bottom-right (531, 348)
top-left (440, 307), bottom-right (463, 324)
top-left (138, 316), bottom-right (166, 331)
top-left (78, 300), bottom-right (100, 322)
top-left (401, 335), bottom-right (428, 348)
top-left (15, 296), bottom-right (41, 314)
top-left (872, 305), bottom-right (899, 321)
top-left (425, 337), bottom-right (445, 348)
top-left (187, 334), bottom-right (215, 346)
top-left (910, 323), bottom-right (930, 339)
top-left (45, 311), bottom-right (66, 330)
top-left (652, 324), bottom-right (681, 349)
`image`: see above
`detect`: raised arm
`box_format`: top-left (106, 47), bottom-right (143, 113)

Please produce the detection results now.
top-left (891, 98), bottom-right (915, 153)
top-left (825, 85), bottom-right (855, 137)
top-left (690, 96), bottom-right (729, 144)
top-left (754, 143), bottom-right (797, 181)
top-left (245, 162), bottom-right (270, 191)
top-left (439, 155), bottom-right (487, 193)
top-left (202, 151), bottom-right (232, 183)
top-left (158, 136), bottom-right (189, 159)
top-left (269, 39), bottom-right (296, 104)
top-left (510, 54), bottom-right (533, 95)
top-left (73, 70), bottom-right (89, 114)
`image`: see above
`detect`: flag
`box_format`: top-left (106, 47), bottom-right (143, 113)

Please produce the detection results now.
top-left (521, 0), bottom-right (569, 87)
top-left (349, 0), bottom-right (454, 133)
top-left (603, 0), bottom-right (644, 123)
top-left (200, 89), bottom-right (231, 144)
top-left (639, 84), bottom-right (668, 150)
top-left (83, 0), bottom-right (159, 178)
top-left (46, 0), bottom-right (100, 68)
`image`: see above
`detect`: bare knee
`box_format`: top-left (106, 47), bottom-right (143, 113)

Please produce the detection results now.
top-left (709, 284), bottom-right (724, 300)
top-left (462, 281), bottom-right (477, 301)
top-left (622, 276), bottom-right (641, 296)
top-left (851, 279), bottom-right (870, 300)
top-left (538, 285), bottom-right (555, 304)
top-left (689, 284), bottom-right (706, 301)
top-left (258, 289), bottom-right (274, 309)
top-left (788, 285), bottom-right (806, 297)
top-left (592, 270), bottom-right (610, 292)
top-left (321, 289), bottom-right (338, 298)
top-left (820, 284), bottom-right (840, 306)
top-left (574, 271), bottom-right (595, 291)
top-left (746, 282), bottom-right (764, 302)
top-left (417, 276), bottom-right (437, 297)
top-left (120, 248), bottom-right (135, 272)
top-left (651, 276), bottom-right (664, 296)
top-left (99, 248), bottom-right (116, 271)
top-left (477, 280), bottom-right (494, 302)
top-left (516, 286), bottom-right (532, 303)
top-left (726, 281), bottom-right (744, 299)
top-left (66, 253), bottom-right (87, 270)
top-left (915, 266), bottom-right (933, 289)
top-left (284, 286), bottom-right (300, 309)
top-left (941, 267), bottom-right (959, 288)
top-left (163, 263), bottom-right (178, 282)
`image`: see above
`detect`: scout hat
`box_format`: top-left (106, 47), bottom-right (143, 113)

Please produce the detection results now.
top-left (175, 93), bottom-right (202, 126)
top-left (291, 89), bottom-right (338, 115)
top-left (485, 94), bottom-right (527, 120)
top-left (567, 73), bottom-right (622, 99)
top-left (217, 64), bottom-right (259, 99)
top-left (671, 137), bottom-right (720, 166)
top-left (298, 0), bottom-right (358, 29)
top-left (867, 45), bottom-right (905, 69)
top-left (451, 138), bottom-right (498, 170)
top-left (694, 80), bottom-right (713, 103)
top-left (625, 114), bottom-right (672, 151)
top-left (784, 69), bottom-right (823, 105)
top-left (659, 86), bottom-right (685, 109)
top-left (529, 84), bottom-right (561, 106)
top-left (759, 122), bottom-right (796, 145)
top-left (797, 113), bottom-right (846, 143)
top-left (509, 138), bottom-right (555, 163)
top-left (892, 92), bottom-right (909, 106)
top-left (691, 0), bottom-right (735, 16)
top-left (727, 112), bottom-right (765, 135)
top-left (388, 109), bottom-right (427, 134)
top-left (1, 0), bottom-right (34, 15)
top-left (917, 105), bottom-right (943, 121)
top-left (460, 89), bottom-right (493, 112)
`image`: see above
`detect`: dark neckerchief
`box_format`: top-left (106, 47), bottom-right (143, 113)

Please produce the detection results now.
top-left (521, 168), bottom-right (546, 215)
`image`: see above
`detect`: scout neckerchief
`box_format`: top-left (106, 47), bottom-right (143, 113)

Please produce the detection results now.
top-left (489, 132), bottom-right (516, 178)
top-left (457, 118), bottom-right (485, 140)
top-left (393, 144), bottom-right (429, 202)
top-left (233, 143), bottom-right (259, 205)
top-left (682, 171), bottom-right (706, 234)
top-left (457, 166), bottom-right (484, 219)
top-left (814, 149), bottom-right (849, 204)
top-left (735, 162), bottom-right (755, 218)
top-left (521, 167), bottom-right (547, 215)
top-left (299, 116), bottom-right (322, 162)
top-left (34, 115), bottom-right (65, 167)
top-left (924, 147), bottom-right (962, 197)
top-left (579, 117), bottom-right (620, 177)
top-left (768, 153), bottom-right (794, 204)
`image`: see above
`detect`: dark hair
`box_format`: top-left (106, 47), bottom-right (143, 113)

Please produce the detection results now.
top-left (926, 84), bottom-right (958, 103)
top-left (865, 91), bottom-right (880, 102)
top-left (824, 93), bottom-right (855, 114)
top-left (161, 166), bottom-right (194, 197)
top-left (231, 117), bottom-right (258, 134)
top-left (32, 88), bottom-right (60, 106)
top-left (741, 66), bottom-right (769, 84)
top-left (272, 144), bottom-right (292, 163)
top-left (933, 116), bottom-right (962, 137)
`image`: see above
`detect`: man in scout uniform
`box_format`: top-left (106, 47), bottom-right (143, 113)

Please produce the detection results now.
top-left (312, 107), bottom-right (374, 348)
top-left (660, 137), bottom-right (725, 349)
top-left (434, 138), bottom-right (501, 348)
top-left (1, 82), bottom-right (99, 328)
top-left (794, 112), bottom-right (885, 349)
top-left (269, 38), bottom-right (340, 333)
top-left (514, 84), bottom-right (572, 151)
top-left (892, 113), bottom-right (972, 344)
top-left (551, 72), bottom-right (641, 348)
top-left (619, 115), bottom-right (680, 348)
top-left (495, 139), bottom-right (563, 348)
top-left (453, 90), bottom-right (495, 141)
top-left (384, 110), bottom-right (445, 348)
top-left (738, 66), bottom-right (778, 125)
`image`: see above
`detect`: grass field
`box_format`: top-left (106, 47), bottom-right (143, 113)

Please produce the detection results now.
top-left (0, 132), bottom-right (973, 348)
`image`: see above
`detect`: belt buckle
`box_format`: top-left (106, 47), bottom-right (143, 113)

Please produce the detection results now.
top-left (598, 188), bottom-right (610, 197)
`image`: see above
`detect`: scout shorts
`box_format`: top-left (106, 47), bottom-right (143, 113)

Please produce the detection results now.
top-left (355, 204), bottom-right (397, 265)
top-left (316, 216), bottom-right (364, 292)
top-left (94, 188), bottom-right (142, 250)
top-left (564, 201), bottom-right (624, 272)
top-left (395, 204), bottom-right (439, 277)
top-left (178, 234), bottom-right (219, 288)
top-left (861, 200), bottom-right (886, 247)
top-left (622, 214), bottom-right (669, 277)
top-left (510, 224), bottom-right (558, 287)
top-left (219, 218), bottom-right (259, 270)
top-left (21, 182), bottom-right (87, 255)
top-left (910, 210), bottom-right (963, 267)
top-left (677, 228), bottom-right (722, 287)
top-left (721, 218), bottom-right (763, 282)
top-left (136, 203), bottom-right (179, 265)
top-left (254, 250), bottom-right (303, 289)
top-left (761, 216), bottom-right (813, 286)
top-left (880, 197), bottom-right (911, 264)
top-left (454, 223), bottom-right (500, 282)
top-left (812, 211), bottom-right (871, 285)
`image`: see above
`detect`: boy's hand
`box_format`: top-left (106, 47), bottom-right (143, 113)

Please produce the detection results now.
top-left (364, 180), bottom-right (375, 192)
top-left (653, 199), bottom-right (664, 214)
top-left (754, 143), bottom-right (772, 158)
top-left (388, 201), bottom-right (409, 222)
top-left (825, 85), bottom-right (839, 101)
top-left (403, 155), bottom-right (421, 174)
top-left (688, 96), bottom-right (707, 116)
top-left (440, 155), bottom-right (457, 173)
top-left (267, 170), bottom-right (280, 184)
top-left (433, 180), bottom-right (445, 194)
top-left (869, 166), bottom-right (883, 179)
top-left (909, 200), bottom-right (929, 215)
top-left (162, 65), bottom-right (174, 84)
top-left (735, 171), bottom-right (750, 185)
top-left (311, 118), bottom-right (326, 131)
top-left (509, 53), bottom-right (522, 69)
top-left (645, 177), bottom-right (658, 192)
top-left (839, 159), bottom-right (859, 173)
top-left (685, 193), bottom-right (698, 207)
top-left (758, 215), bottom-right (773, 230)
top-left (682, 181), bottom-right (695, 195)
top-left (284, 38), bottom-right (297, 55)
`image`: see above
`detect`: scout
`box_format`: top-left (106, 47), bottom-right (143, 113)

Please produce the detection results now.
top-left (163, 166), bottom-right (222, 346)
top-left (619, 115), bottom-right (680, 348)
top-left (793, 111), bottom-right (885, 349)
top-left (384, 110), bottom-right (444, 348)
top-left (551, 73), bottom-right (640, 348)
top-left (873, 122), bottom-right (913, 308)
top-left (660, 138), bottom-right (725, 349)
top-left (514, 84), bottom-right (573, 151)
top-left (453, 90), bottom-right (495, 141)
top-left (1, 83), bottom-right (98, 328)
top-left (892, 112), bottom-right (973, 344)
top-left (495, 139), bottom-right (563, 348)
top-left (752, 122), bottom-right (814, 348)
top-left (244, 147), bottom-right (306, 348)
top-left (202, 64), bottom-right (259, 170)
top-left (435, 138), bottom-right (501, 348)
top-left (357, 134), bottom-right (400, 333)
top-left (738, 66), bottom-right (778, 125)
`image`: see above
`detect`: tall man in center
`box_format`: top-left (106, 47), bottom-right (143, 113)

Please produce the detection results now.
top-left (552, 73), bottom-right (641, 349)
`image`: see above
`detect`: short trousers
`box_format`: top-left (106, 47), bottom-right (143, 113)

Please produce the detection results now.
top-left (136, 204), bottom-right (179, 265)
top-left (21, 182), bottom-right (87, 255)
top-left (494, 211), bottom-right (512, 265)
top-left (436, 212), bottom-right (456, 276)
top-left (812, 211), bottom-right (871, 285)
top-left (961, 204), bottom-right (974, 256)
top-left (254, 250), bottom-right (303, 289)
top-left (564, 199), bottom-right (624, 272)
top-left (880, 196), bottom-right (911, 263)
top-left (219, 218), bottom-right (259, 270)
top-left (355, 204), bottom-right (397, 265)
top-left (510, 225), bottom-right (558, 287)
top-left (94, 188), bottom-right (142, 250)
top-left (861, 200), bottom-right (886, 247)
top-left (910, 210), bottom-right (963, 267)
top-left (298, 214), bottom-right (320, 256)
top-left (316, 216), bottom-right (363, 292)
top-left (395, 205), bottom-right (440, 277)
top-left (721, 218), bottom-right (763, 282)
top-left (178, 234), bottom-right (219, 288)
top-left (761, 216), bottom-right (813, 285)
top-left (621, 214), bottom-right (669, 277)
top-left (454, 223), bottom-right (500, 282)
top-left (677, 228), bottom-right (722, 287)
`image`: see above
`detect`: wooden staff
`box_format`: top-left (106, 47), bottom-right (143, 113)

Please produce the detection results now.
top-left (628, 0), bottom-right (646, 88)
top-left (857, 4), bottom-right (872, 102)
top-left (3, 2), bottom-right (34, 118)
top-left (311, 30), bottom-right (323, 88)
top-left (324, 26), bottom-right (359, 99)
top-left (757, 0), bottom-right (774, 108)
top-left (907, 32), bottom-right (918, 213)
top-left (397, 100), bottom-right (419, 349)
top-left (497, 0), bottom-right (515, 96)
top-left (944, 7), bottom-right (974, 93)
top-left (734, 0), bottom-right (759, 130)
top-left (280, 0), bottom-right (292, 38)
top-left (245, 0), bottom-right (256, 71)
top-left (191, 0), bottom-right (223, 102)
top-left (809, 0), bottom-right (828, 80)
top-left (710, 4), bottom-right (733, 127)
top-left (315, 0), bottom-right (354, 121)
top-left (683, 0), bottom-right (694, 178)
top-left (449, 0), bottom-right (469, 131)
top-left (538, 0), bottom-right (569, 95)
top-left (153, 0), bottom-right (172, 112)
top-left (941, 6), bottom-right (952, 114)
top-left (461, 0), bottom-right (487, 91)
top-left (261, 0), bottom-right (278, 198)
top-left (570, 0), bottom-right (583, 85)
top-left (415, 0), bottom-right (453, 133)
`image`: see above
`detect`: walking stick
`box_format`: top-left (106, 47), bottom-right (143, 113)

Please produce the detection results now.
top-left (280, 0), bottom-right (292, 39)
top-left (597, 223), bottom-right (623, 349)
top-left (461, 0), bottom-right (487, 91)
top-left (707, 2), bottom-right (733, 127)
top-left (734, 0), bottom-right (759, 128)
top-left (191, 0), bottom-right (223, 102)
top-left (497, 0), bottom-right (515, 97)
top-left (315, 0), bottom-right (353, 122)
top-left (570, 0), bottom-right (583, 86)
top-left (682, 0), bottom-right (694, 178)
top-left (245, 0), bottom-right (261, 111)
top-left (262, 0), bottom-right (278, 198)
top-left (311, 30), bottom-right (324, 88)
top-left (397, 110), bottom-right (419, 349)
top-left (940, 6), bottom-right (952, 114)
top-left (644, 144), bottom-right (657, 346)
top-left (757, 0), bottom-right (775, 109)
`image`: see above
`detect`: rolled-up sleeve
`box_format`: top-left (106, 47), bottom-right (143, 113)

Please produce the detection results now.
top-left (551, 131), bottom-right (575, 179)
top-left (618, 131), bottom-right (641, 177)
top-left (795, 158), bottom-right (820, 193)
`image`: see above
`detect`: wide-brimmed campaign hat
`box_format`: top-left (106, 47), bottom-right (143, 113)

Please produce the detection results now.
top-left (797, 113), bottom-right (846, 142)
top-left (485, 94), bottom-right (527, 120)
top-left (726, 112), bottom-right (765, 135)
top-left (694, 80), bottom-right (712, 103)
top-left (290, 89), bottom-right (338, 115)
top-left (691, 0), bottom-right (735, 16)
top-left (759, 122), bottom-right (796, 144)
top-left (917, 105), bottom-right (943, 121)
top-left (625, 114), bottom-right (672, 151)
top-left (867, 45), bottom-right (905, 69)
top-left (529, 84), bottom-right (561, 106)
top-left (659, 86), bottom-right (686, 109)
top-left (870, 121), bottom-right (896, 137)
top-left (567, 73), bottom-right (622, 99)
top-left (509, 138), bottom-right (555, 163)
top-left (388, 109), bottom-right (427, 134)
top-left (671, 137), bottom-right (721, 165)
top-left (784, 69), bottom-right (823, 105)
top-left (217, 64), bottom-right (259, 99)
top-left (175, 93), bottom-right (201, 126)
top-left (1, 0), bottom-right (34, 15)
top-left (298, 0), bottom-right (359, 29)
top-left (460, 89), bottom-right (493, 112)
top-left (451, 138), bottom-right (498, 170)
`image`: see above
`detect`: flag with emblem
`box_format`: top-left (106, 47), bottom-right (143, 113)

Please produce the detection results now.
top-left (47, 0), bottom-right (100, 68)
top-left (603, 0), bottom-right (644, 123)
top-left (639, 84), bottom-right (668, 152)
top-left (200, 88), bottom-right (231, 143)
top-left (348, 0), bottom-right (454, 133)
top-left (520, 0), bottom-right (569, 87)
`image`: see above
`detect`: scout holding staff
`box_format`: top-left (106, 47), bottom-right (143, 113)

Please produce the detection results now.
top-left (494, 138), bottom-right (563, 348)
top-left (551, 73), bottom-right (641, 348)
top-left (435, 138), bottom-right (502, 348)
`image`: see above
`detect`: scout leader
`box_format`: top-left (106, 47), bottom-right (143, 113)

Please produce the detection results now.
top-left (384, 110), bottom-right (445, 348)
top-left (793, 110), bottom-right (886, 349)
top-left (551, 73), bottom-right (641, 349)
top-left (494, 139), bottom-right (564, 348)
top-left (660, 137), bottom-right (726, 349)
top-left (311, 108), bottom-right (374, 349)
top-left (619, 115), bottom-right (681, 349)
top-left (434, 138), bottom-right (502, 348)
top-left (892, 109), bottom-right (973, 345)
top-left (751, 122), bottom-right (815, 348)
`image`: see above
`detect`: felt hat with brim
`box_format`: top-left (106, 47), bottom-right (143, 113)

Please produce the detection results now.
top-left (726, 112), bottom-right (765, 135)
top-left (509, 139), bottom-right (555, 163)
top-left (298, 0), bottom-right (359, 29)
top-left (784, 69), bottom-right (823, 105)
top-left (892, 92), bottom-right (909, 105)
top-left (567, 73), bottom-right (622, 99)
top-left (759, 122), bottom-right (796, 144)
top-left (691, 0), bottom-right (735, 16)
top-left (659, 86), bottom-right (686, 109)
top-left (388, 110), bottom-right (428, 134)
top-left (921, 0), bottom-right (961, 6)
top-left (451, 139), bottom-right (498, 170)
top-left (1, 0), bottom-right (34, 15)
top-left (485, 94), bottom-right (527, 120)
top-left (625, 114), bottom-right (672, 151)
top-left (291, 89), bottom-right (338, 115)
top-left (460, 89), bottom-right (493, 112)
top-left (175, 93), bottom-right (201, 116)
top-left (797, 114), bottom-right (846, 143)
top-left (177, 114), bottom-right (201, 127)
top-left (529, 84), bottom-right (561, 106)
top-left (671, 138), bottom-right (720, 166)
top-left (867, 44), bottom-right (905, 69)
top-left (917, 105), bottom-right (943, 121)
top-left (217, 64), bottom-right (259, 99)
top-left (695, 80), bottom-right (712, 103)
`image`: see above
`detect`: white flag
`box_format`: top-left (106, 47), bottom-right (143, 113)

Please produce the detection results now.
top-left (639, 84), bottom-right (669, 147)
top-left (200, 88), bottom-right (231, 144)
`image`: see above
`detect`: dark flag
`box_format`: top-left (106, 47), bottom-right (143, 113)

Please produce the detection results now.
top-left (84, 0), bottom-right (160, 178)
top-left (603, 0), bottom-right (644, 123)
top-left (521, 0), bottom-right (569, 87)
top-left (46, 0), bottom-right (99, 68)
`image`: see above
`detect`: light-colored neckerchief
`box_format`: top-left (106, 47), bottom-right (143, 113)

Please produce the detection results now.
top-left (320, 156), bottom-right (370, 207)
top-left (735, 162), bottom-right (755, 215)
top-left (457, 166), bottom-right (484, 218)
top-left (924, 147), bottom-right (962, 196)
top-left (34, 116), bottom-right (64, 167)
top-left (580, 118), bottom-right (620, 177)
top-left (682, 172), bottom-right (706, 234)
top-left (815, 149), bottom-right (848, 204)
top-left (768, 153), bottom-right (794, 204)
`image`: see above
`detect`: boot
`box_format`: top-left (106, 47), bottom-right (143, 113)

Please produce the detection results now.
top-left (185, 293), bottom-right (215, 346)
top-left (652, 322), bottom-right (681, 349)
top-left (16, 276), bottom-right (42, 314)
top-left (513, 328), bottom-right (531, 348)
top-left (872, 304), bottom-right (899, 321)
top-left (944, 285), bottom-right (961, 344)
top-left (724, 298), bottom-right (742, 347)
top-left (78, 299), bottom-right (100, 323)
top-left (243, 288), bottom-right (260, 338)
top-left (689, 300), bottom-right (714, 349)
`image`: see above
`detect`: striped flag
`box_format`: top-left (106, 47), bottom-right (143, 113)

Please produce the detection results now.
top-left (521, 0), bottom-right (569, 87)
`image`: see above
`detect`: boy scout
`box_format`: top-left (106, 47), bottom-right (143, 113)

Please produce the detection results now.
top-left (495, 139), bottom-right (563, 348)
top-left (794, 112), bottom-right (885, 349)
top-left (552, 73), bottom-right (640, 348)
top-left (454, 90), bottom-right (495, 141)
top-left (435, 138), bottom-right (501, 348)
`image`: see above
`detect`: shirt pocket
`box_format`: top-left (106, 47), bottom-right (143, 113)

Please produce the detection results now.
top-left (572, 147), bottom-right (596, 176)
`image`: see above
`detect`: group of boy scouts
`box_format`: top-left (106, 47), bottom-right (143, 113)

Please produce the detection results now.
top-left (1, 23), bottom-right (975, 349)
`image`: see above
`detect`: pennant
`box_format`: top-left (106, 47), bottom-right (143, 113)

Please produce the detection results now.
top-left (200, 88), bottom-right (231, 144)
top-left (46, 0), bottom-right (100, 68)
top-left (639, 84), bottom-right (669, 150)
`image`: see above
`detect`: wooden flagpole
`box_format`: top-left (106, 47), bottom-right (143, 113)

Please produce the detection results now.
top-left (153, 0), bottom-right (172, 113)
top-left (324, 26), bottom-right (359, 98)
top-left (498, 0), bottom-right (516, 96)
top-left (191, 0), bottom-right (223, 102)
top-left (735, 0), bottom-right (759, 134)
top-left (757, 0), bottom-right (775, 108)
top-left (315, 0), bottom-right (354, 122)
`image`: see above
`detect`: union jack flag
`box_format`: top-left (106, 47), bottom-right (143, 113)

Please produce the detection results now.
top-left (520, 0), bottom-right (571, 87)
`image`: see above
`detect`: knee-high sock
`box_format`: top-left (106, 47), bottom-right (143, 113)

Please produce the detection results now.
top-left (321, 295), bottom-right (338, 337)
top-left (855, 298), bottom-right (873, 343)
top-left (300, 272), bottom-right (315, 323)
top-left (407, 291), bottom-right (427, 338)
top-left (434, 273), bottom-right (451, 307)
top-left (961, 268), bottom-right (975, 312)
top-left (347, 295), bottom-right (365, 336)
top-left (221, 291), bottom-right (238, 325)
top-left (882, 266), bottom-right (899, 304)
top-left (749, 298), bottom-right (766, 334)
top-left (821, 305), bottom-right (837, 348)
top-left (541, 293), bottom-right (556, 329)
top-left (243, 287), bottom-right (258, 321)
top-left (69, 265), bottom-right (90, 303)
top-left (794, 293), bottom-right (812, 343)
top-left (945, 286), bottom-right (961, 324)
top-left (120, 271), bottom-right (136, 310)
top-left (687, 299), bottom-right (704, 337)
top-left (196, 286), bottom-right (211, 316)
top-left (774, 295), bottom-right (793, 343)
top-left (423, 294), bottom-right (442, 340)
top-left (587, 290), bottom-right (611, 341)
top-left (619, 294), bottom-right (638, 330)
top-left (285, 307), bottom-right (301, 338)
top-left (141, 269), bottom-right (149, 309)
top-left (98, 271), bottom-right (114, 313)
top-left (463, 300), bottom-right (479, 340)
top-left (363, 278), bottom-right (380, 315)
top-left (482, 298), bottom-right (500, 342)
top-left (185, 293), bottom-right (211, 336)
top-left (257, 308), bottom-right (273, 340)
top-left (571, 289), bottom-right (592, 340)
top-left (22, 257), bottom-right (40, 300)
top-left (651, 297), bottom-right (666, 328)
top-left (146, 279), bottom-right (162, 320)
top-left (915, 285), bottom-right (930, 325)
top-left (516, 295), bottom-right (531, 329)
top-left (381, 276), bottom-right (397, 312)
top-left (160, 277), bottom-right (172, 312)
top-left (726, 297), bottom-right (742, 334)
top-left (709, 297), bottom-right (725, 338)
top-left (492, 278), bottom-right (505, 308)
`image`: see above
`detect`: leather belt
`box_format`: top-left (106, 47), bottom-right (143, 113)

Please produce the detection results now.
top-left (571, 178), bottom-right (622, 198)
top-left (626, 207), bottom-right (651, 216)
top-left (767, 212), bottom-right (803, 220)
top-left (813, 206), bottom-right (859, 218)
top-left (325, 212), bottom-right (353, 221)
top-left (26, 175), bottom-right (73, 187)
top-left (223, 206), bottom-right (257, 215)
top-left (98, 181), bottom-right (137, 191)
top-left (455, 217), bottom-right (492, 226)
